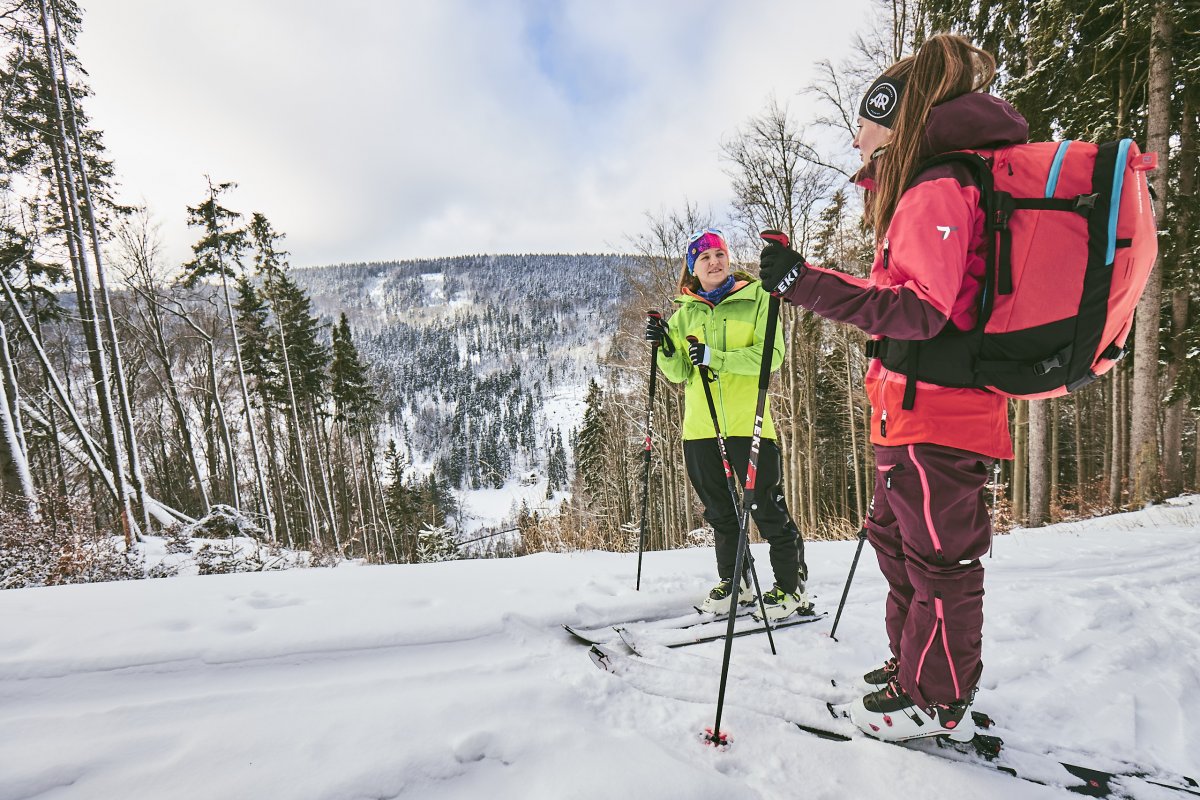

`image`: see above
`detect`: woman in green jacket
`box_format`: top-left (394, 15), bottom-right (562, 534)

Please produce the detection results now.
top-left (645, 228), bottom-right (811, 620)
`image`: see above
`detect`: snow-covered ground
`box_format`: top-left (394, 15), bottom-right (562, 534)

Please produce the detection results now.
top-left (2, 499), bottom-right (1199, 799)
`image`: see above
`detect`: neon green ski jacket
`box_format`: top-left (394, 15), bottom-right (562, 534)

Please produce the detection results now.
top-left (659, 276), bottom-right (785, 441)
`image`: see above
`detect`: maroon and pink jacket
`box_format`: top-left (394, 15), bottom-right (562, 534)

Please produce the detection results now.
top-left (779, 93), bottom-right (1026, 460)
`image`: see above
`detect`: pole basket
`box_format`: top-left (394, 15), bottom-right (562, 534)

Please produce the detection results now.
top-left (700, 727), bottom-right (731, 750)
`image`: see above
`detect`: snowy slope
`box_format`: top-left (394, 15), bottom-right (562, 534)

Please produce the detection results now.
top-left (2, 498), bottom-right (1199, 799)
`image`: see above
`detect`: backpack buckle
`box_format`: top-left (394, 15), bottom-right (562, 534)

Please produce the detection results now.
top-left (991, 193), bottom-right (1016, 231)
top-left (1101, 343), bottom-right (1128, 362)
top-left (1073, 193), bottom-right (1099, 215)
top-left (1033, 353), bottom-right (1065, 376)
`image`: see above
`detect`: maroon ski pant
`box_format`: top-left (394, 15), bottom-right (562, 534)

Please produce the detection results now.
top-left (864, 443), bottom-right (993, 708)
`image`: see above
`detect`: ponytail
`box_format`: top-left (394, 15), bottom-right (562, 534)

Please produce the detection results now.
top-left (865, 34), bottom-right (997, 245)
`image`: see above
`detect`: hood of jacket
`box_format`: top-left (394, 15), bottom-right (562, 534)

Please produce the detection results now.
top-left (854, 92), bottom-right (1029, 186)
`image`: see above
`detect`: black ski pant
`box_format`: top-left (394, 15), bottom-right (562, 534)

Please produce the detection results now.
top-left (684, 436), bottom-right (806, 593)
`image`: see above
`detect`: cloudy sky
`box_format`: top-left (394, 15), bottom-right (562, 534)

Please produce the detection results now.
top-left (76, 0), bottom-right (877, 268)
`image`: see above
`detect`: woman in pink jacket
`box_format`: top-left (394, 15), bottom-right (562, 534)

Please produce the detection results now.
top-left (759, 34), bottom-right (1020, 742)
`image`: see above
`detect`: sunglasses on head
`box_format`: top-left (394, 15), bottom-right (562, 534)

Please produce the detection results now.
top-left (686, 227), bottom-right (726, 247)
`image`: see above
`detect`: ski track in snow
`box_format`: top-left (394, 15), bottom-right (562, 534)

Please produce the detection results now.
top-left (1, 500), bottom-right (1199, 799)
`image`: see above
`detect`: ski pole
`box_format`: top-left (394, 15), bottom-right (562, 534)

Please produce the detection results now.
top-left (828, 526), bottom-right (867, 642)
top-left (703, 229), bottom-right (788, 749)
top-left (989, 461), bottom-right (1000, 559)
top-left (686, 335), bottom-right (775, 654)
top-left (636, 310), bottom-right (663, 591)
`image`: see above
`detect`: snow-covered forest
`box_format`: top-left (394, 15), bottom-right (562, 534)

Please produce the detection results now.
top-left (294, 254), bottom-right (628, 495)
top-left (0, 2), bottom-right (1197, 579)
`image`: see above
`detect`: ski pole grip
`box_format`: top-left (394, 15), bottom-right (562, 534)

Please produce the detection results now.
top-left (686, 335), bottom-right (698, 344)
top-left (760, 229), bottom-right (789, 248)
top-left (647, 310), bottom-right (661, 320)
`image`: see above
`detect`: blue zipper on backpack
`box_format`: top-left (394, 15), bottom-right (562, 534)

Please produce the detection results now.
top-left (1045, 140), bottom-right (1072, 197)
top-left (1106, 139), bottom-right (1133, 265)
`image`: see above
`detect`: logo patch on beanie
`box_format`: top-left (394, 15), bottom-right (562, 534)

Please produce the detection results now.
top-left (858, 75), bottom-right (906, 129)
top-left (866, 84), bottom-right (898, 118)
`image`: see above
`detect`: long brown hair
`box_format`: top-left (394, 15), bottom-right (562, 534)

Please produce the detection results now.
top-left (865, 34), bottom-right (997, 244)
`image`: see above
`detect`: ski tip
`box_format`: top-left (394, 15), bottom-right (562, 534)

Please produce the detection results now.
top-left (587, 644), bottom-right (618, 673)
top-left (700, 726), bottom-right (732, 751)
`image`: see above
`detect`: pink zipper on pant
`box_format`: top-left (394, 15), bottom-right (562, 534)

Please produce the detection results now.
top-left (908, 444), bottom-right (944, 560)
top-left (914, 595), bottom-right (962, 702)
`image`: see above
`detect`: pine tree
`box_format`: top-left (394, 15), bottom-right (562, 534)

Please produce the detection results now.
top-left (415, 522), bottom-right (458, 563)
top-left (330, 313), bottom-right (376, 429)
top-left (181, 179), bottom-right (274, 538)
top-left (575, 380), bottom-right (609, 505)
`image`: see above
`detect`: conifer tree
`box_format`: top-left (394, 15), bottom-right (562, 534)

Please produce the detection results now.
top-left (181, 179), bottom-right (273, 537)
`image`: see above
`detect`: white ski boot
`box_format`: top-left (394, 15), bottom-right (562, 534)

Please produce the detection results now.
top-left (849, 678), bottom-right (976, 743)
top-left (698, 577), bottom-right (755, 614)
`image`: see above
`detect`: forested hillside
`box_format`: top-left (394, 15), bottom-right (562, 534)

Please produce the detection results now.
top-left (294, 255), bottom-right (630, 494)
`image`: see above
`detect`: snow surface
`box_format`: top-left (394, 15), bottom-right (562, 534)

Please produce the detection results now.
top-left (2, 499), bottom-right (1199, 799)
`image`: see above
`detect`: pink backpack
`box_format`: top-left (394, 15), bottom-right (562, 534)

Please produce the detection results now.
top-left (869, 139), bottom-right (1159, 406)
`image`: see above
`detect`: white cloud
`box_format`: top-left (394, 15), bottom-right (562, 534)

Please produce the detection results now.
top-left (76, 0), bottom-right (875, 268)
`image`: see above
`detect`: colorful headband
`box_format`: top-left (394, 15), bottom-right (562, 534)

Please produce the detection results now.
top-left (685, 229), bottom-right (728, 274)
top-left (858, 74), bottom-right (906, 129)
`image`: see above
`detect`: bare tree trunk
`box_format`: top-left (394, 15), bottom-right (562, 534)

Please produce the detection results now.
top-left (1110, 366), bottom-right (1128, 508)
top-left (205, 334), bottom-right (239, 508)
top-left (0, 273), bottom-right (122, 505)
top-left (37, 0), bottom-right (136, 543)
top-left (262, 401), bottom-right (291, 547)
top-left (206, 180), bottom-right (274, 540)
top-left (1074, 397), bottom-right (1085, 510)
top-left (274, 313), bottom-right (319, 543)
top-left (309, 407), bottom-right (340, 550)
top-left (1129, 0), bottom-right (1172, 504)
top-left (1049, 397), bottom-right (1060, 517)
top-left (48, 4), bottom-right (149, 534)
top-left (1028, 399), bottom-right (1049, 527)
top-left (1012, 400), bottom-right (1028, 524)
top-left (0, 323), bottom-right (38, 517)
top-left (1163, 87), bottom-right (1195, 498)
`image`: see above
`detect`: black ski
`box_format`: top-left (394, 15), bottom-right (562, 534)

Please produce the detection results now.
top-left (616, 611), bottom-right (827, 651)
top-left (587, 644), bottom-right (1200, 798)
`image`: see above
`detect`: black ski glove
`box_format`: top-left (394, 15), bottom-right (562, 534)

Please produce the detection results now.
top-left (644, 313), bottom-right (675, 356)
top-left (759, 241), bottom-right (808, 296)
top-left (688, 340), bottom-right (712, 368)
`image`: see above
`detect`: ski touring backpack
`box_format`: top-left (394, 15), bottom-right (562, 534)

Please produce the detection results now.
top-left (867, 138), bottom-right (1158, 406)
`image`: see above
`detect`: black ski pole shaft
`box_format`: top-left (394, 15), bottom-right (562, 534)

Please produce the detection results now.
top-left (686, 336), bottom-right (776, 656)
top-left (636, 310), bottom-right (662, 591)
top-left (828, 526), bottom-right (867, 642)
top-left (705, 230), bottom-right (787, 747)
top-left (989, 461), bottom-right (1000, 559)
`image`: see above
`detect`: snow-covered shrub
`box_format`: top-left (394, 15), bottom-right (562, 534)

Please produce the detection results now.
top-left (195, 539), bottom-right (288, 575)
top-left (0, 502), bottom-right (159, 589)
top-left (416, 523), bottom-right (459, 562)
top-left (684, 527), bottom-right (715, 548)
top-left (163, 525), bottom-right (192, 554)
top-left (182, 504), bottom-right (267, 540)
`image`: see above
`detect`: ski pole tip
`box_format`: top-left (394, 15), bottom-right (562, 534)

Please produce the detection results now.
top-left (700, 727), bottom-right (732, 750)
